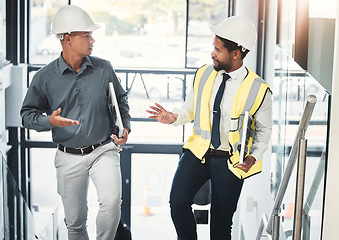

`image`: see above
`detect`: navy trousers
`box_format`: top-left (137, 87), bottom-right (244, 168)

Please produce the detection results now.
top-left (170, 149), bottom-right (243, 240)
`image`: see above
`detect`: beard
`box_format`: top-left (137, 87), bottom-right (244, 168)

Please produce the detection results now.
top-left (212, 57), bottom-right (232, 72)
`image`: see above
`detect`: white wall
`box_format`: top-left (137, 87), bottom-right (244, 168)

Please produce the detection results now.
top-left (235, 0), bottom-right (260, 72)
top-left (5, 64), bottom-right (27, 127)
top-left (308, 17), bottom-right (335, 93)
top-left (321, 2), bottom-right (339, 239)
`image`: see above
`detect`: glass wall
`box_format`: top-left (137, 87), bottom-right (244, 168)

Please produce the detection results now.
top-left (269, 0), bottom-right (332, 238)
top-left (271, 46), bottom-right (329, 239)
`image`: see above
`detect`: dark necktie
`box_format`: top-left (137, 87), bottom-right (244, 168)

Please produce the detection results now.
top-left (211, 73), bottom-right (230, 149)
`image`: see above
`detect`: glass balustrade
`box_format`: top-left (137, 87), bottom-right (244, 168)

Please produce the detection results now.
top-left (271, 45), bottom-right (329, 239)
top-left (0, 151), bottom-right (36, 240)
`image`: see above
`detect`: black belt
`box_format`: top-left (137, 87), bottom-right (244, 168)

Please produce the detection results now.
top-left (207, 148), bottom-right (230, 157)
top-left (58, 138), bottom-right (113, 155)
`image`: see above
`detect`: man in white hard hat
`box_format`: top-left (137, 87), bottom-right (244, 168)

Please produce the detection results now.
top-left (21, 5), bottom-right (131, 240)
top-left (147, 16), bottom-right (272, 239)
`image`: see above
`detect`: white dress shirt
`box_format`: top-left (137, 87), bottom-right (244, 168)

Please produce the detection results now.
top-left (172, 65), bottom-right (272, 161)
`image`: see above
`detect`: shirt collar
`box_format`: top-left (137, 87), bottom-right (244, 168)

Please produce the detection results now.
top-left (217, 64), bottom-right (246, 81)
top-left (58, 53), bottom-right (94, 74)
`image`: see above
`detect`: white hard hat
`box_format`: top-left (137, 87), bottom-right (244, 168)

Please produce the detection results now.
top-left (210, 16), bottom-right (257, 51)
top-left (51, 5), bottom-right (100, 36)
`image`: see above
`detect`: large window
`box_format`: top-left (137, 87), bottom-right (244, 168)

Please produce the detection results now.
top-left (29, 0), bottom-right (65, 64)
top-left (186, 0), bottom-right (228, 67)
top-left (72, 0), bottom-right (186, 68)
top-left (29, 0), bottom-right (228, 69)
top-left (30, 0), bottom-right (187, 67)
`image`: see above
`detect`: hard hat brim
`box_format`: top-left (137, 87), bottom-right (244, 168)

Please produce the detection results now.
top-left (51, 23), bottom-right (100, 35)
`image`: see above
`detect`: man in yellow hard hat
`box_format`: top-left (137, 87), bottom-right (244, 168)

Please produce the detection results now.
top-left (147, 16), bottom-right (272, 239)
top-left (21, 5), bottom-right (131, 240)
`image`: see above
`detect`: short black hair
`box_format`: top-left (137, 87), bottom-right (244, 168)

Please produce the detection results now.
top-left (216, 35), bottom-right (249, 59)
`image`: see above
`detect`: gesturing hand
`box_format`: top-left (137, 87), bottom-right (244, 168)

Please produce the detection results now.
top-left (49, 108), bottom-right (80, 127)
top-left (146, 103), bottom-right (178, 124)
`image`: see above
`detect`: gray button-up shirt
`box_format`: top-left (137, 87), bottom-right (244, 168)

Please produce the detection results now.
top-left (21, 54), bottom-right (131, 148)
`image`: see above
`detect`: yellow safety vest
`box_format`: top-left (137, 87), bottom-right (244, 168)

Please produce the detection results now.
top-left (183, 64), bottom-right (271, 179)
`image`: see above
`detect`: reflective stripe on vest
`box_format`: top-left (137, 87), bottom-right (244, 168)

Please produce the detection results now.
top-left (193, 65), bottom-right (215, 140)
top-left (183, 65), bottom-right (217, 160)
top-left (228, 68), bottom-right (270, 179)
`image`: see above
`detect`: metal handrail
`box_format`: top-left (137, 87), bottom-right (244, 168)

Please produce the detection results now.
top-left (293, 137), bottom-right (308, 239)
top-left (256, 214), bottom-right (272, 240)
top-left (266, 95), bottom-right (317, 235)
